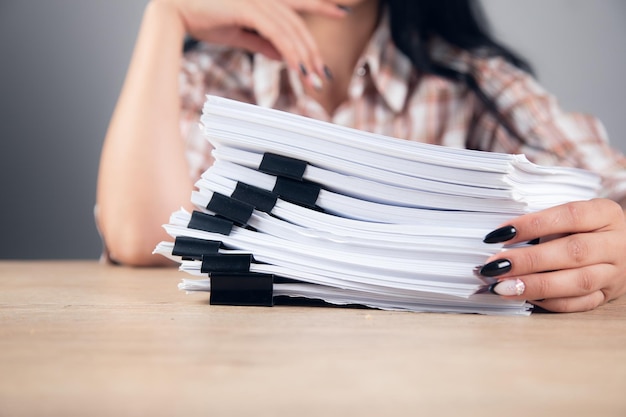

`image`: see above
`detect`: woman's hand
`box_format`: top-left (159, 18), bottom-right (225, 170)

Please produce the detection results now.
top-left (155, 0), bottom-right (349, 83)
top-left (479, 198), bottom-right (626, 312)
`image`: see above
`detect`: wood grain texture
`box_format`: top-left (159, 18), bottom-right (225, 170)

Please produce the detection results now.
top-left (1, 261), bottom-right (625, 417)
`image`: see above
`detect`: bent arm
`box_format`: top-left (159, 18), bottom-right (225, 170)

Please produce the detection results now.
top-left (96, 2), bottom-right (193, 266)
top-left (96, 0), bottom-right (352, 265)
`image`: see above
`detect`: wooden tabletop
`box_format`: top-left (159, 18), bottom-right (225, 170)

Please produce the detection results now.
top-left (1, 260), bottom-right (625, 417)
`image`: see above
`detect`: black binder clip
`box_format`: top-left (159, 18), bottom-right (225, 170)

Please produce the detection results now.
top-left (231, 182), bottom-right (278, 213)
top-left (259, 153), bottom-right (308, 180)
top-left (172, 236), bottom-right (221, 261)
top-left (273, 177), bottom-right (321, 208)
top-left (206, 192), bottom-right (255, 225)
top-left (209, 273), bottom-right (274, 307)
top-left (201, 253), bottom-right (253, 273)
top-left (187, 211), bottom-right (234, 235)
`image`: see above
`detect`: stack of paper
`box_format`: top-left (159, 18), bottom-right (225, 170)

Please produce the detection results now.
top-left (154, 95), bottom-right (600, 315)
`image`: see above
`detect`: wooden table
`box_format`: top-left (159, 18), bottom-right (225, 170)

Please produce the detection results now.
top-left (1, 261), bottom-right (625, 417)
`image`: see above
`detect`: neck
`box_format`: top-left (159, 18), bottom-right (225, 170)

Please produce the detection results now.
top-left (300, 1), bottom-right (381, 114)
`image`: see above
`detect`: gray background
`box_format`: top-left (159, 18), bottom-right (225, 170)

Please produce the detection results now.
top-left (1, 0), bottom-right (625, 260)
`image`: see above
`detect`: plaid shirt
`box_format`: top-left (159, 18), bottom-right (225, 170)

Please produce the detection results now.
top-left (179, 17), bottom-right (626, 204)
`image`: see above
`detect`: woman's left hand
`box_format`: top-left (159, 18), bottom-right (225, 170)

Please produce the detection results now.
top-left (479, 198), bottom-right (626, 312)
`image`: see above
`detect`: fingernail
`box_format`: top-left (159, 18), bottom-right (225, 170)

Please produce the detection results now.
top-left (527, 238), bottom-right (541, 245)
top-left (323, 65), bottom-right (333, 81)
top-left (483, 225), bottom-right (517, 243)
top-left (337, 5), bottom-right (353, 13)
top-left (299, 63), bottom-right (308, 76)
top-left (489, 279), bottom-right (525, 296)
top-left (479, 259), bottom-right (512, 277)
top-left (309, 73), bottom-right (323, 91)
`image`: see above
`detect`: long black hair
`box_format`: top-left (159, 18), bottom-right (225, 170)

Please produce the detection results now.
top-left (385, 0), bottom-right (534, 145)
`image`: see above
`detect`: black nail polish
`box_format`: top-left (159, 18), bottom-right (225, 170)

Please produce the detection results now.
top-left (483, 225), bottom-right (517, 244)
top-left (479, 259), bottom-right (512, 277)
top-left (323, 65), bottom-right (333, 81)
top-left (337, 5), bottom-right (353, 13)
top-left (299, 63), bottom-right (308, 76)
top-left (527, 238), bottom-right (541, 245)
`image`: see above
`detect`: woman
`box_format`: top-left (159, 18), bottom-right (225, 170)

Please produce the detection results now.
top-left (96, 0), bottom-right (626, 312)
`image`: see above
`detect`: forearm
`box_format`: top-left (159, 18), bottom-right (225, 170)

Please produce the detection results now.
top-left (96, 2), bottom-right (193, 266)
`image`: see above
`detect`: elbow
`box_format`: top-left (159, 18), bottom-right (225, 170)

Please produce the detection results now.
top-left (98, 215), bottom-right (172, 267)
top-left (106, 236), bottom-right (167, 267)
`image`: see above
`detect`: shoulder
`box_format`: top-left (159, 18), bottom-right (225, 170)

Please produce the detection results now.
top-left (180, 43), bottom-right (255, 110)
top-left (427, 38), bottom-right (551, 119)
top-left (430, 38), bottom-right (531, 82)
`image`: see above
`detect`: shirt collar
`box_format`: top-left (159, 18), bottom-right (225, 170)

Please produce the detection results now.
top-left (355, 14), bottom-right (413, 113)
top-left (251, 13), bottom-right (413, 114)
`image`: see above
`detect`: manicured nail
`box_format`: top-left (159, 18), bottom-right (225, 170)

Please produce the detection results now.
top-left (479, 259), bottom-right (512, 277)
top-left (489, 279), bottom-right (525, 296)
top-left (309, 73), bottom-right (323, 91)
top-left (483, 225), bottom-right (517, 243)
top-left (299, 63), bottom-right (308, 76)
top-left (527, 238), bottom-right (541, 245)
top-left (323, 65), bottom-right (333, 81)
top-left (337, 5), bottom-right (353, 13)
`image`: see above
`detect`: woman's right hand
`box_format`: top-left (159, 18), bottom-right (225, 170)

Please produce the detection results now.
top-left (155, 0), bottom-right (349, 81)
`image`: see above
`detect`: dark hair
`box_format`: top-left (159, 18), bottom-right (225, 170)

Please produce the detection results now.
top-left (385, 0), bottom-right (534, 145)
top-left (386, 0), bottom-right (532, 73)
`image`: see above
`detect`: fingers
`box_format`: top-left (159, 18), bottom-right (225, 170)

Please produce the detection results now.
top-left (180, 0), bottom-right (350, 86)
top-left (489, 264), bottom-right (614, 300)
top-left (532, 291), bottom-right (607, 313)
top-left (482, 230), bottom-right (613, 277)
top-left (210, 28), bottom-right (282, 60)
top-left (488, 199), bottom-right (624, 245)
top-left (235, 0), bottom-right (349, 85)
top-left (484, 264), bottom-right (618, 313)
top-left (253, 3), bottom-right (325, 81)
top-left (478, 198), bottom-right (626, 313)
